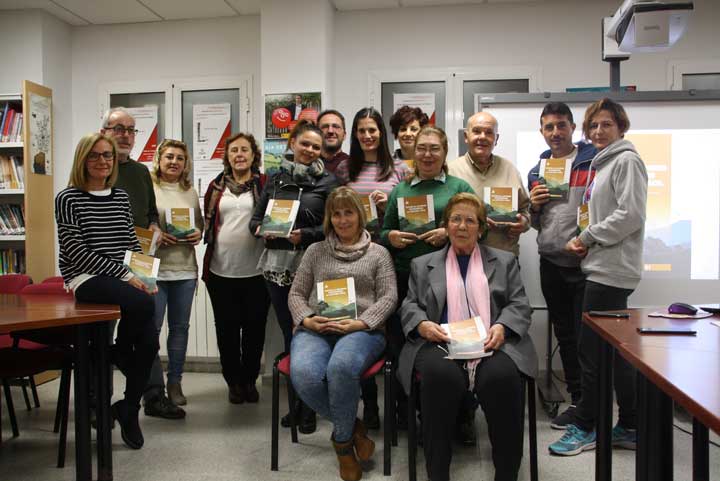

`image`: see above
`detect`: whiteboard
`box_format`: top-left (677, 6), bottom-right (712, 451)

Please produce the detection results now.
top-left (480, 100), bottom-right (720, 308)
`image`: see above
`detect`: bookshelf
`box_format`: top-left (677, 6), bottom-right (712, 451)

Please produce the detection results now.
top-left (0, 81), bottom-right (56, 281)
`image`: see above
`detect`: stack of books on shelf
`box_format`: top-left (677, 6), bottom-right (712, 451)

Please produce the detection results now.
top-left (0, 155), bottom-right (24, 190)
top-left (1, 248), bottom-right (25, 274)
top-left (0, 103), bottom-right (23, 143)
top-left (0, 203), bottom-right (25, 235)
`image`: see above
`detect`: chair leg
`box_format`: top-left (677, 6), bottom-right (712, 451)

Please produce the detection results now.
top-left (408, 374), bottom-right (417, 481)
top-left (271, 361), bottom-right (280, 471)
top-left (383, 360), bottom-right (392, 476)
top-left (21, 379), bottom-right (32, 411)
top-left (2, 380), bottom-right (19, 437)
top-left (528, 377), bottom-right (538, 481)
top-left (57, 367), bottom-right (72, 468)
top-left (288, 381), bottom-right (298, 444)
top-left (29, 375), bottom-right (40, 408)
top-left (54, 369), bottom-right (69, 433)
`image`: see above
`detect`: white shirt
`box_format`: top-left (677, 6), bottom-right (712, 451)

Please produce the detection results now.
top-left (210, 190), bottom-right (264, 278)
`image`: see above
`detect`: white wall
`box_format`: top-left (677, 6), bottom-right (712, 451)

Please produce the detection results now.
top-left (0, 10), bottom-right (43, 94)
top-left (71, 15), bottom-right (261, 145)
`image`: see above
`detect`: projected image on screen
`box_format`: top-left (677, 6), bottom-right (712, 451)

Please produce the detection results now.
top-left (517, 129), bottom-right (720, 281)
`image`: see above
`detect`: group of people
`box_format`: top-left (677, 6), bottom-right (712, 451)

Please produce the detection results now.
top-left (55, 97), bottom-right (647, 481)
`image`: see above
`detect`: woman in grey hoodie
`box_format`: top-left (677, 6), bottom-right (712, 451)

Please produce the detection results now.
top-left (549, 98), bottom-right (648, 456)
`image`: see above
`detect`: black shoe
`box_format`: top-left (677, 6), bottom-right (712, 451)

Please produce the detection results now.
top-left (456, 417), bottom-right (477, 447)
top-left (244, 383), bottom-right (259, 403)
top-left (228, 385), bottom-right (245, 404)
top-left (112, 400), bottom-right (143, 449)
top-left (144, 394), bottom-right (186, 419)
top-left (281, 399), bottom-right (301, 428)
top-left (363, 404), bottom-right (380, 430)
top-left (299, 404), bottom-right (317, 434)
top-left (550, 404), bottom-right (577, 430)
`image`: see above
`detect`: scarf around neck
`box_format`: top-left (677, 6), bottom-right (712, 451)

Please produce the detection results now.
top-left (280, 157), bottom-right (325, 184)
top-left (326, 230), bottom-right (371, 262)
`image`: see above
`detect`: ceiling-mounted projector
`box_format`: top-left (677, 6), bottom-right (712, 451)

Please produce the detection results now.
top-left (605, 0), bottom-right (694, 53)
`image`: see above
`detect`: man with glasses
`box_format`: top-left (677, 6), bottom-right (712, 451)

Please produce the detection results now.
top-left (100, 107), bottom-right (186, 420)
top-left (447, 111), bottom-right (530, 446)
top-left (317, 110), bottom-right (348, 174)
top-left (527, 102), bottom-right (596, 430)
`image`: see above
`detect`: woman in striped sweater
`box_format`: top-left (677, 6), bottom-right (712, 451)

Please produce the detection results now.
top-left (55, 132), bottom-right (159, 450)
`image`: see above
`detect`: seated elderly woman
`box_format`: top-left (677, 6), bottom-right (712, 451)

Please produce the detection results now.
top-left (288, 186), bottom-right (398, 481)
top-left (397, 192), bottom-right (538, 481)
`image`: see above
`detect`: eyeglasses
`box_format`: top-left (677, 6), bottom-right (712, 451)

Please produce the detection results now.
top-left (319, 123), bottom-right (343, 131)
top-left (105, 125), bottom-right (139, 136)
top-left (448, 215), bottom-right (479, 227)
top-left (588, 121), bottom-right (617, 132)
top-left (87, 151), bottom-right (114, 161)
top-left (415, 145), bottom-right (443, 155)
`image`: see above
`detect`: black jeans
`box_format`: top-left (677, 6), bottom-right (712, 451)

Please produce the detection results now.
top-left (573, 280), bottom-right (637, 432)
top-left (265, 281), bottom-right (293, 353)
top-left (75, 275), bottom-right (159, 409)
top-left (539, 258), bottom-right (585, 403)
top-left (415, 345), bottom-right (524, 481)
top-left (206, 273), bottom-right (271, 386)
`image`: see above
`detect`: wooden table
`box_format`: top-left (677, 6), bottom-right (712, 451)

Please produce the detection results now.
top-left (584, 308), bottom-right (720, 481)
top-left (0, 294), bottom-right (120, 481)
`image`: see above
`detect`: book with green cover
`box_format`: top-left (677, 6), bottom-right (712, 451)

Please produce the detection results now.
top-left (577, 203), bottom-right (590, 233)
top-left (316, 277), bottom-right (357, 321)
top-left (259, 199), bottom-right (300, 237)
top-left (359, 194), bottom-right (379, 230)
top-left (539, 157), bottom-right (572, 199)
top-left (398, 194), bottom-right (435, 234)
top-left (134, 226), bottom-right (160, 256)
top-left (441, 316), bottom-right (493, 360)
top-left (483, 187), bottom-right (518, 223)
top-left (165, 207), bottom-right (195, 239)
top-left (123, 250), bottom-right (160, 291)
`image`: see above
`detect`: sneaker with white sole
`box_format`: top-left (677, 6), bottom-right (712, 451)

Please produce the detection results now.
top-left (612, 424), bottom-right (637, 450)
top-left (549, 424), bottom-right (596, 456)
top-left (550, 404), bottom-right (577, 430)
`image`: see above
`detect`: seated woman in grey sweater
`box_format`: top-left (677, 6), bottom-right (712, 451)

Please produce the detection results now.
top-left (288, 186), bottom-right (398, 481)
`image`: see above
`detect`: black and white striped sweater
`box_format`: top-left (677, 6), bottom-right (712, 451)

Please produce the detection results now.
top-left (55, 187), bottom-right (141, 285)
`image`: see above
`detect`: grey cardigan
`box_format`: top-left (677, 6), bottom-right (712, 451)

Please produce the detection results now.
top-left (397, 244), bottom-right (538, 395)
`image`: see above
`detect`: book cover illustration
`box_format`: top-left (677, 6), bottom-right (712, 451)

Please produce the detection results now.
top-left (359, 194), bottom-right (379, 230)
top-left (259, 199), bottom-right (300, 237)
top-left (539, 158), bottom-right (572, 199)
top-left (165, 207), bottom-right (195, 239)
top-left (135, 226), bottom-right (161, 256)
top-left (123, 251), bottom-right (160, 291)
top-left (577, 203), bottom-right (590, 233)
top-left (316, 277), bottom-right (357, 321)
top-left (442, 316), bottom-right (493, 360)
top-left (398, 195), bottom-right (435, 234)
top-left (483, 187), bottom-right (519, 223)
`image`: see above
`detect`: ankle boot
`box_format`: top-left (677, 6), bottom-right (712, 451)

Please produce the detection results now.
top-left (332, 437), bottom-right (362, 481)
top-left (352, 418), bottom-right (375, 462)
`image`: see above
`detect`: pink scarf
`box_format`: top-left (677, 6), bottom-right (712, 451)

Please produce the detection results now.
top-left (445, 245), bottom-right (491, 385)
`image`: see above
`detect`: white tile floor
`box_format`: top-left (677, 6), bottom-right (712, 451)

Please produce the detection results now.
top-left (0, 372), bottom-right (718, 481)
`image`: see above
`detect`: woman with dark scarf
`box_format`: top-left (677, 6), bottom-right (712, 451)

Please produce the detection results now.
top-left (202, 132), bottom-right (270, 405)
top-left (250, 119), bottom-right (340, 432)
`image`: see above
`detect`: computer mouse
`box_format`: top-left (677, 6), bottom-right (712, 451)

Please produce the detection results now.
top-left (668, 302), bottom-right (698, 315)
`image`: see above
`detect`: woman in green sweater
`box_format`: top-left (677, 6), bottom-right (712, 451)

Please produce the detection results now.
top-left (146, 139), bottom-right (203, 409)
top-left (380, 125), bottom-right (474, 426)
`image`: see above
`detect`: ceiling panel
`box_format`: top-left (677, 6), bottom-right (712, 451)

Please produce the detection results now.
top-left (400, 0), bottom-right (485, 6)
top-left (53, 0), bottom-right (161, 24)
top-left (224, 0), bottom-right (262, 15)
top-left (333, 0), bottom-right (400, 11)
top-left (142, 0), bottom-right (238, 20)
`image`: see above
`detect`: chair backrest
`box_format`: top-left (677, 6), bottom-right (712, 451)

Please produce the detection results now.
top-left (42, 276), bottom-right (64, 284)
top-left (20, 283), bottom-right (72, 296)
top-left (0, 274), bottom-right (32, 294)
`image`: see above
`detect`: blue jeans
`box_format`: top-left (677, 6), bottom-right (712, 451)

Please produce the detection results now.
top-left (145, 279), bottom-right (196, 397)
top-left (290, 329), bottom-right (385, 442)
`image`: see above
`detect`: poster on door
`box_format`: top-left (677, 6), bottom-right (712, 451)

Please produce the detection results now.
top-left (193, 103), bottom-right (231, 161)
top-left (265, 92), bottom-right (322, 139)
top-left (126, 106), bottom-right (158, 166)
top-left (392, 93), bottom-right (436, 126)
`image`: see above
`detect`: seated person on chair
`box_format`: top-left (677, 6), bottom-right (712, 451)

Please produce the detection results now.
top-left (397, 192), bottom-right (538, 481)
top-left (288, 186), bottom-right (398, 481)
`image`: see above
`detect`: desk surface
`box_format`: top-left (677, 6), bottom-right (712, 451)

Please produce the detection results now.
top-left (585, 308), bottom-right (720, 434)
top-left (0, 294), bottom-right (120, 334)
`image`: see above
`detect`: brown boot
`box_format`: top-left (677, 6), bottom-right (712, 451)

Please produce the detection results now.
top-left (352, 418), bottom-right (375, 462)
top-left (332, 437), bottom-right (362, 481)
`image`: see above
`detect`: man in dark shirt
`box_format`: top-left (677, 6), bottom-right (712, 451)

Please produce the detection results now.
top-left (317, 109), bottom-right (349, 175)
top-left (101, 108), bottom-right (185, 420)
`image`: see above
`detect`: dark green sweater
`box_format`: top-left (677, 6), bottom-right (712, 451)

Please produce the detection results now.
top-left (380, 175), bottom-right (475, 273)
top-left (114, 159), bottom-right (159, 229)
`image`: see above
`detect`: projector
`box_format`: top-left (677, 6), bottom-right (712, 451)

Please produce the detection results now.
top-left (605, 0), bottom-right (694, 53)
